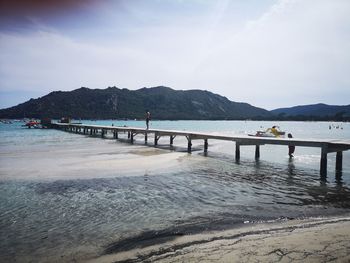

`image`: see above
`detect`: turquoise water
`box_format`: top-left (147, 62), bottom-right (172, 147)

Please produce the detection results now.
top-left (0, 120), bottom-right (349, 262)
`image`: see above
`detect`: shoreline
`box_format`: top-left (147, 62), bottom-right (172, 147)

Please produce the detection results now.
top-left (87, 215), bottom-right (350, 263)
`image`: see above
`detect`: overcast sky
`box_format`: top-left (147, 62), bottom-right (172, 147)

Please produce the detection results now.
top-left (0, 0), bottom-right (349, 110)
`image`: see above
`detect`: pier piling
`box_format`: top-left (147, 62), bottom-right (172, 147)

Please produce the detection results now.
top-left (204, 139), bottom-right (208, 153)
top-left (320, 145), bottom-right (328, 176)
top-left (186, 136), bottom-right (192, 153)
top-left (336, 151), bottom-right (343, 171)
top-left (255, 145), bottom-right (260, 159)
top-left (235, 142), bottom-right (240, 160)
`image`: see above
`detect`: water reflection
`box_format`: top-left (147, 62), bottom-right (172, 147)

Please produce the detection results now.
top-left (336, 170), bottom-right (343, 186)
top-left (287, 158), bottom-right (296, 176)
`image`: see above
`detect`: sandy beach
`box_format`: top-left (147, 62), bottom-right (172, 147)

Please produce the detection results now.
top-left (89, 216), bottom-right (350, 263)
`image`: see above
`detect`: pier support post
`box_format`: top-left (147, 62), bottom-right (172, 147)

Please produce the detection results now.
top-left (101, 129), bottom-right (105, 138)
top-left (128, 132), bottom-right (130, 139)
top-left (145, 132), bottom-right (148, 143)
top-left (90, 129), bottom-right (93, 135)
top-left (336, 151), bottom-right (343, 171)
top-left (255, 145), bottom-right (260, 159)
top-left (235, 142), bottom-right (240, 160)
top-left (170, 136), bottom-right (174, 145)
top-left (130, 132), bottom-right (134, 143)
top-left (320, 145), bottom-right (328, 176)
top-left (115, 131), bottom-right (118, 139)
top-left (187, 137), bottom-right (192, 153)
top-left (204, 139), bottom-right (208, 153)
top-left (154, 132), bottom-right (159, 146)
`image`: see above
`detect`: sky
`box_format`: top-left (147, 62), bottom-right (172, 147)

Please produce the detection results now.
top-left (0, 0), bottom-right (349, 110)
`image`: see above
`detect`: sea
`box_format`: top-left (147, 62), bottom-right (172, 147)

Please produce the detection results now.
top-left (0, 120), bottom-right (349, 262)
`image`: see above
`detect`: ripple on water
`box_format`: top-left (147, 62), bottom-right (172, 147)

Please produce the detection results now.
top-left (1, 164), bottom-right (350, 262)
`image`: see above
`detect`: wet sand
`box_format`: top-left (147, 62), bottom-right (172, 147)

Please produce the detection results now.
top-left (0, 138), bottom-right (200, 180)
top-left (88, 216), bottom-right (350, 263)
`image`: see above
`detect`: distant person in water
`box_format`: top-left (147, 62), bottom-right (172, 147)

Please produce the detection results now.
top-left (146, 110), bottom-right (151, 129)
top-left (288, 133), bottom-right (295, 157)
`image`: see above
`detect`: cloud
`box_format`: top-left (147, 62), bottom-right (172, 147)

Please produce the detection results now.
top-left (189, 0), bottom-right (350, 108)
top-left (0, 0), bottom-right (349, 109)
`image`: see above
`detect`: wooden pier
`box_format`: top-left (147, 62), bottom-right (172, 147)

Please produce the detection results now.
top-left (53, 123), bottom-right (350, 176)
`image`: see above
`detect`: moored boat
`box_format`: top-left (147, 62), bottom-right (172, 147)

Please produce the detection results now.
top-left (23, 120), bottom-right (40, 128)
top-left (249, 126), bottom-right (286, 138)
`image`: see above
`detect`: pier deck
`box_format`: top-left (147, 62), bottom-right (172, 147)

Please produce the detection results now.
top-left (53, 123), bottom-right (350, 176)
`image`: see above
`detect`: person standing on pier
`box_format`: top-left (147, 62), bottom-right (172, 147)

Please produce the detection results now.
top-left (146, 110), bottom-right (151, 129)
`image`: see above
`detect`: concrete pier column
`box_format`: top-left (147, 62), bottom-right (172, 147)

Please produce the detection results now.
top-left (255, 145), bottom-right (260, 159)
top-left (187, 137), bottom-right (192, 153)
top-left (235, 142), bottom-right (240, 160)
top-left (101, 129), bottom-right (105, 138)
top-left (170, 136), bottom-right (174, 145)
top-left (336, 151), bottom-right (343, 171)
top-left (204, 139), bottom-right (208, 153)
top-left (90, 128), bottom-right (93, 135)
top-left (154, 132), bottom-right (159, 146)
top-left (115, 131), bottom-right (118, 139)
top-left (145, 132), bottom-right (148, 143)
top-left (130, 132), bottom-right (134, 143)
top-left (320, 145), bottom-right (328, 176)
top-left (128, 131), bottom-right (130, 139)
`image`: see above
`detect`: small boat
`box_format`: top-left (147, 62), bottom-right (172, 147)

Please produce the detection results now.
top-left (23, 120), bottom-right (40, 128)
top-left (249, 126), bottom-right (286, 138)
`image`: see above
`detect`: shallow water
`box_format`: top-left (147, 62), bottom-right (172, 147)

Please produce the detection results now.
top-left (0, 120), bottom-right (349, 262)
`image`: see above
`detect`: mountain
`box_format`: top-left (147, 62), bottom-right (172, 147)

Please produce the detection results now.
top-left (272, 103), bottom-right (350, 119)
top-left (0, 86), bottom-right (271, 120)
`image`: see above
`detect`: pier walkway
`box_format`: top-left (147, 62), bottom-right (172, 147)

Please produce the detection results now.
top-left (53, 123), bottom-right (350, 176)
